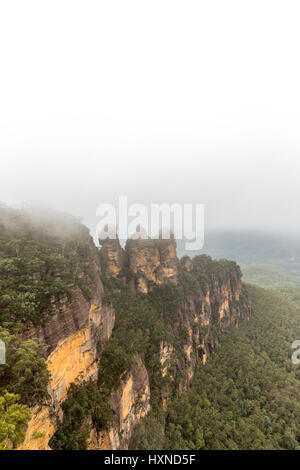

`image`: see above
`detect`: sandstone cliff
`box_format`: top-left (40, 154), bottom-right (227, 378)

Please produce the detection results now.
top-left (15, 227), bottom-right (250, 451)
top-left (94, 237), bottom-right (251, 448)
top-left (88, 356), bottom-right (150, 450)
top-left (158, 255), bottom-right (251, 393)
top-left (18, 230), bottom-right (115, 450)
top-left (99, 236), bottom-right (178, 293)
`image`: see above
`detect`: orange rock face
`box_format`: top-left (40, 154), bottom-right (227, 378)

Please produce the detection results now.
top-left (19, 300), bottom-right (115, 450)
top-left (89, 356), bottom-right (151, 450)
top-left (99, 235), bottom-right (179, 293)
top-left (18, 406), bottom-right (56, 451)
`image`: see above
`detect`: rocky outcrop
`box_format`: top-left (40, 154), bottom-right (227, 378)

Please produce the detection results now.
top-left (96, 240), bottom-right (251, 446)
top-left (20, 301), bottom-right (115, 450)
top-left (99, 236), bottom-right (125, 278)
top-left (23, 238), bottom-right (106, 354)
top-left (157, 257), bottom-right (251, 394)
top-left (160, 342), bottom-right (174, 378)
top-left (47, 303), bottom-right (114, 404)
top-left (18, 236), bottom-right (115, 450)
top-left (88, 356), bottom-right (150, 450)
top-left (18, 226), bottom-right (250, 451)
top-left (99, 235), bottom-right (178, 293)
top-left (126, 238), bottom-right (178, 293)
top-left (18, 405), bottom-right (56, 451)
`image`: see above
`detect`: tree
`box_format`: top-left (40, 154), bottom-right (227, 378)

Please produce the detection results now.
top-left (0, 392), bottom-right (31, 450)
top-left (0, 327), bottom-right (49, 406)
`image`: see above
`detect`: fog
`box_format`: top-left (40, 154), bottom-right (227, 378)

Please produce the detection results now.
top-left (1, 1), bottom-right (300, 238)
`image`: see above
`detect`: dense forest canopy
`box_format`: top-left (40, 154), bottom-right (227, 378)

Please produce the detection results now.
top-left (130, 285), bottom-right (300, 450)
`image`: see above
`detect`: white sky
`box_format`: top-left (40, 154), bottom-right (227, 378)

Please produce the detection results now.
top-left (0, 1), bottom-right (300, 235)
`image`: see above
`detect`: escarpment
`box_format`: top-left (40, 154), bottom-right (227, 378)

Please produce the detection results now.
top-left (98, 236), bottom-right (125, 278)
top-left (142, 254), bottom-right (251, 397)
top-left (88, 356), bottom-right (150, 450)
top-left (23, 235), bottom-right (250, 450)
top-left (0, 209), bottom-right (115, 450)
top-left (19, 276), bottom-right (115, 449)
top-left (99, 235), bottom-right (178, 293)
top-left (93, 237), bottom-right (251, 449)
top-left (0, 208), bottom-right (251, 450)
top-left (22, 236), bottom-right (115, 405)
top-left (169, 256), bottom-right (250, 392)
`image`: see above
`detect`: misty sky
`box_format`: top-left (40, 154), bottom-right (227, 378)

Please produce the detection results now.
top-left (1, 1), bottom-right (300, 238)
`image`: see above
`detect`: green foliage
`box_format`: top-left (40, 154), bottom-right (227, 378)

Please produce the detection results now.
top-left (163, 285), bottom-right (300, 450)
top-left (99, 255), bottom-right (239, 417)
top-left (178, 232), bottom-right (300, 289)
top-left (0, 327), bottom-right (49, 406)
top-left (147, 284), bottom-right (185, 322)
top-left (191, 254), bottom-right (239, 278)
top-left (76, 279), bottom-right (93, 301)
top-left (275, 286), bottom-right (300, 307)
top-left (242, 260), bottom-right (300, 289)
top-left (0, 207), bottom-right (96, 326)
top-left (177, 231), bottom-right (300, 266)
top-left (49, 381), bottom-right (112, 450)
top-left (0, 392), bottom-right (31, 450)
top-left (98, 284), bottom-right (191, 404)
top-left (178, 269), bottom-right (201, 296)
top-left (31, 431), bottom-right (45, 440)
top-left (129, 413), bottom-right (165, 450)
top-left (99, 290), bottom-right (162, 394)
top-left (5, 209), bottom-right (299, 450)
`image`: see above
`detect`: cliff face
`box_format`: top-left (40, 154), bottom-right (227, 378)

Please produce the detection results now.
top-left (16, 228), bottom-right (250, 451)
top-left (99, 237), bottom-right (125, 278)
top-left (95, 237), bottom-right (251, 449)
top-left (165, 260), bottom-right (250, 393)
top-left (19, 301), bottom-right (115, 450)
top-left (109, 356), bottom-right (150, 448)
top-left (18, 236), bottom-right (115, 450)
top-left (100, 236), bottom-right (178, 293)
top-left (22, 237), bottom-right (110, 354)
top-left (47, 302), bottom-right (114, 404)
top-left (88, 356), bottom-right (150, 450)
top-left (126, 238), bottom-right (178, 293)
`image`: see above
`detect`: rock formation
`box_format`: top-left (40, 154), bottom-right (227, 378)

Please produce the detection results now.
top-left (88, 356), bottom-right (150, 450)
top-left (16, 226), bottom-right (250, 450)
top-left (99, 235), bottom-right (125, 278)
top-left (18, 235), bottom-right (115, 450)
top-left (99, 235), bottom-right (179, 293)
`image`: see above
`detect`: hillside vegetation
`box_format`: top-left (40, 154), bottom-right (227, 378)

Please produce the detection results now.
top-left (242, 260), bottom-right (300, 289)
top-left (130, 285), bottom-right (300, 450)
top-left (178, 231), bottom-right (300, 289)
top-left (50, 254), bottom-right (247, 450)
top-left (0, 207), bottom-right (97, 449)
top-left (1, 209), bottom-right (299, 450)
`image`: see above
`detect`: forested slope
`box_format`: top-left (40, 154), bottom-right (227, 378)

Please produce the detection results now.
top-left (130, 285), bottom-right (300, 450)
top-left (1, 207), bottom-right (299, 450)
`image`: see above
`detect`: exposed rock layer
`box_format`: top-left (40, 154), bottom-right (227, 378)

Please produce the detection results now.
top-left (100, 236), bottom-right (178, 293)
top-left (89, 356), bottom-right (150, 450)
top-left (19, 233), bottom-right (250, 450)
top-left (169, 261), bottom-right (250, 392)
top-left (19, 237), bottom-right (115, 450)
